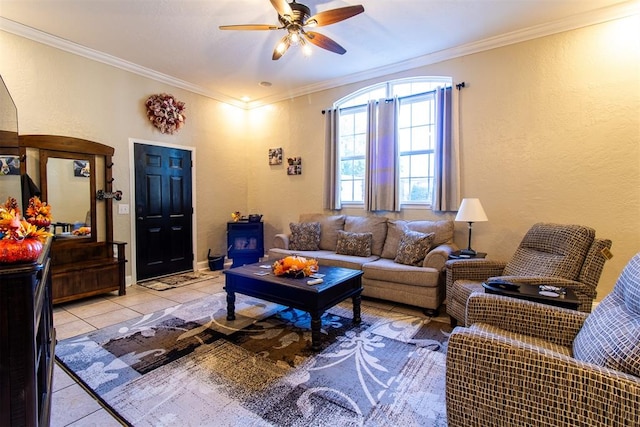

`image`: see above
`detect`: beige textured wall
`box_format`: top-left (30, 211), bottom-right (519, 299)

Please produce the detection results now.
top-left (1, 15), bottom-right (638, 299)
top-left (248, 16), bottom-right (640, 299)
top-left (0, 31), bottom-right (250, 276)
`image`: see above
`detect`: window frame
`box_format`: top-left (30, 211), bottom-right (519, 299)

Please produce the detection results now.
top-left (334, 76), bottom-right (452, 209)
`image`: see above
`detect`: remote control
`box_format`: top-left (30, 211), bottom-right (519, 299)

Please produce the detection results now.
top-left (307, 278), bottom-right (323, 285)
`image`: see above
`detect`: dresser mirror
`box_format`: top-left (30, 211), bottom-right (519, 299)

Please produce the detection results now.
top-left (0, 74), bottom-right (21, 209)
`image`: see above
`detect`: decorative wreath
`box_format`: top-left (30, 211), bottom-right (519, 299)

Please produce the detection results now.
top-left (145, 93), bottom-right (186, 134)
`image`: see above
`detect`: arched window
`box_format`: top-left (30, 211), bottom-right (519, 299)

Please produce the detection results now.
top-left (334, 76), bottom-right (453, 209)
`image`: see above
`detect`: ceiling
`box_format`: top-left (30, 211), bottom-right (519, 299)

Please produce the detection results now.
top-left (0, 0), bottom-right (635, 108)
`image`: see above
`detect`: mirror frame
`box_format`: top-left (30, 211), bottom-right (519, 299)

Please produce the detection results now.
top-left (19, 135), bottom-right (115, 244)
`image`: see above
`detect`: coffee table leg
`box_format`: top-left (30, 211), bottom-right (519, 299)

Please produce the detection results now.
top-left (352, 293), bottom-right (362, 324)
top-left (226, 290), bottom-right (236, 321)
top-left (311, 312), bottom-right (323, 351)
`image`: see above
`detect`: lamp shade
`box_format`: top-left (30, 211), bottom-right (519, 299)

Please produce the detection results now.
top-left (455, 198), bottom-right (488, 222)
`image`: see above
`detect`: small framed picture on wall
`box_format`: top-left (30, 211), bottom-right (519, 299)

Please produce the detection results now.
top-left (287, 157), bottom-right (302, 175)
top-left (269, 148), bottom-right (283, 165)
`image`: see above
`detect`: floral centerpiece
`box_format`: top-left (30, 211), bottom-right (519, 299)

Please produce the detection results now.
top-left (145, 93), bottom-right (186, 134)
top-left (0, 197), bottom-right (52, 263)
top-left (25, 196), bottom-right (52, 228)
top-left (272, 255), bottom-right (318, 278)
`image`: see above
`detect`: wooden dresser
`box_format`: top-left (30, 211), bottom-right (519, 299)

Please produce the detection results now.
top-left (0, 239), bottom-right (55, 426)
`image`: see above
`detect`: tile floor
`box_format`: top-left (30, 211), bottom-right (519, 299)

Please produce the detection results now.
top-left (51, 269), bottom-right (449, 426)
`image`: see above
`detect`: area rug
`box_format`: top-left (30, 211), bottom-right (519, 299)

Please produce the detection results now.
top-left (137, 270), bottom-right (221, 291)
top-left (55, 292), bottom-right (452, 426)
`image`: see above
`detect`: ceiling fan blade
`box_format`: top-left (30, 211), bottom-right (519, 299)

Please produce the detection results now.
top-left (304, 31), bottom-right (346, 55)
top-left (272, 34), bottom-right (291, 60)
top-left (219, 24), bottom-right (279, 30)
top-left (305, 5), bottom-right (364, 27)
top-left (270, 0), bottom-right (293, 20)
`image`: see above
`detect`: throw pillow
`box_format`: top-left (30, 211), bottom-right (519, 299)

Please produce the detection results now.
top-left (335, 230), bottom-right (373, 257)
top-left (394, 230), bottom-right (435, 266)
top-left (573, 293), bottom-right (640, 378)
top-left (299, 214), bottom-right (345, 251)
top-left (289, 222), bottom-right (321, 251)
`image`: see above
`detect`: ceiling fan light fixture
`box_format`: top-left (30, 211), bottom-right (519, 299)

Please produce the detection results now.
top-left (276, 40), bottom-right (289, 54)
top-left (300, 38), bottom-right (312, 57)
top-left (289, 31), bottom-right (300, 44)
top-left (222, 1), bottom-right (364, 60)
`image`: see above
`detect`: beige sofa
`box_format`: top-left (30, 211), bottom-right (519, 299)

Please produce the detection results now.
top-left (268, 213), bottom-right (458, 314)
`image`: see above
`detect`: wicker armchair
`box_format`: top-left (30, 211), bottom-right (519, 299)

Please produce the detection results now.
top-left (446, 222), bottom-right (611, 326)
top-left (446, 252), bottom-right (640, 427)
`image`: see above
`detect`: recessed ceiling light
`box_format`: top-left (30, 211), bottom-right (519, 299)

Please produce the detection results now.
top-left (241, 96), bottom-right (251, 102)
top-left (259, 81), bottom-right (272, 87)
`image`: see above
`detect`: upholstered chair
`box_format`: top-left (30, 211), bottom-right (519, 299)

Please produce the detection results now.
top-left (446, 222), bottom-right (611, 326)
top-left (445, 252), bottom-right (640, 427)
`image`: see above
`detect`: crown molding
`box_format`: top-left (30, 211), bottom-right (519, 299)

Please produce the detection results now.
top-left (2, 1), bottom-right (637, 110)
top-left (0, 17), bottom-right (245, 108)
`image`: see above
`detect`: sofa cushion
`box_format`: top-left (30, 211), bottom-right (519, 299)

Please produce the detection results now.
top-left (299, 214), bottom-right (345, 251)
top-left (289, 222), bottom-right (321, 251)
top-left (362, 258), bottom-right (440, 288)
top-left (394, 231), bottom-right (435, 266)
top-left (317, 252), bottom-right (379, 270)
top-left (381, 220), bottom-right (408, 259)
top-left (335, 230), bottom-right (373, 257)
top-left (382, 220), bottom-right (453, 259)
top-left (572, 256), bottom-right (640, 378)
top-left (344, 216), bottom-right (388, 256)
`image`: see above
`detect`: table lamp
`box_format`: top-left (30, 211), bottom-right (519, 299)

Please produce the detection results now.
top-left (455, 198), bottom-right (488, 256)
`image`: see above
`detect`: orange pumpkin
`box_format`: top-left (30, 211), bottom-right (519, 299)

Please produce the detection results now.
top-left (0, 238), bottom-right (43, 263)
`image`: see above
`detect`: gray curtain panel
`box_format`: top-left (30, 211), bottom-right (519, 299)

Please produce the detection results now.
top-left (366, 98), bottom-right (400, 212)
top-left (323, 108), bottom-right (341, 210)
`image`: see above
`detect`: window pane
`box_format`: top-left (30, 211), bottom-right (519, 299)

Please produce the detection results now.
top-left (340, 181), bottom-right (355, 202)
top-left (411, 102), bottom-right (429, 126)
top-left (398, 127), bottom-right (410, 152)
top-left (399, 178), bottom-right (410, 202)
top-left (399, 155), bottom-right (410, 177)
top-left (393, 83), bottom-right (412, 97)
top-left (339, 113), bottom-right (354, 130)
top-left (339, 135), bottom-right (354, 157)
top-left (398, 104), bottom-right (411, 128)
top-left (354, 134), bottom-right (366, 156)
top-left (353, 179), bottom-right (364, 202)
top-left (354, 111), bottom-right (367, 133)
top-left (410, 154), bottom-right (429, 177)
top-left (353, 158), bottom-right (365, 178)
top-left (411, 126), bottom-right (429, 151)
top-left (408, 179), bottom-right (429, 202)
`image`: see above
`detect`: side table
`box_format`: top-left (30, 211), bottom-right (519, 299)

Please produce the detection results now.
top-left (449, 251), bottom-right (487, 260)
top-left (482, 282), bottom-right (580, 310)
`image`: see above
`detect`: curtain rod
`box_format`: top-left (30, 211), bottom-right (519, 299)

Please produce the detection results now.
top-left (321, 82), bottom-right (464, 114)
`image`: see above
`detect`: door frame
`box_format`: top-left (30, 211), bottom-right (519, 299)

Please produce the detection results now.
top-left (127, 137), bottom-right (197, 284)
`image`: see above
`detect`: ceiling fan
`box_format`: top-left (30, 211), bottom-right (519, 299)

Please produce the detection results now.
top-left (219, 0), bottom-right (365, 60)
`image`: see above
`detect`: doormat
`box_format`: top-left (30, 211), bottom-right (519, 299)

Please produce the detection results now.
top-left (137, 270), bottom-right (221, 291)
